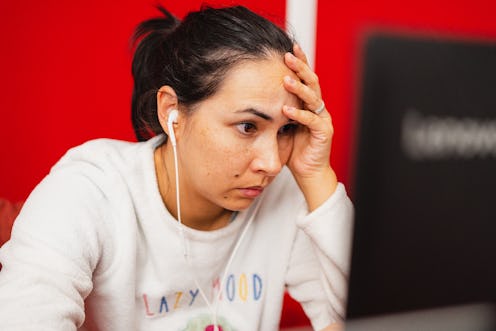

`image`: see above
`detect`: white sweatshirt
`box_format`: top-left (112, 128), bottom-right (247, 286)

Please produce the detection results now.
top-left (0, 135), bottom-right (353, 331)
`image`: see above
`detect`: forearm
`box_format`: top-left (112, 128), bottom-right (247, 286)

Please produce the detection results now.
top-left (294, 182), bottom-right (354, 321)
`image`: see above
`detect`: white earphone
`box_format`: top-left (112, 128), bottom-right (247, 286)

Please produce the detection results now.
top-left (166, 108), bottom-right (184, 254)
top-left (167, 109), bottom-right (179, 147)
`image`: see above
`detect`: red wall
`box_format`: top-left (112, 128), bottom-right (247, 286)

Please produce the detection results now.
top-left (1, 0), bottom-right (496, 201)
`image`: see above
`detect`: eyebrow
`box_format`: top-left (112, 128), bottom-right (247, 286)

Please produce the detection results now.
top-left (234, 108), bottom-right (273, 121)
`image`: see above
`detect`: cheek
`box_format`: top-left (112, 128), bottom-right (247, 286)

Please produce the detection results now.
top-left (190, 128), bottom-right (249, 178)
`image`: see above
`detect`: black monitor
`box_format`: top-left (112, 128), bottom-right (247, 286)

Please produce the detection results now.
top-left (346, 33), bottom-right (496, 326)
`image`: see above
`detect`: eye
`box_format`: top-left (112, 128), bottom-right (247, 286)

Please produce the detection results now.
top-left (278, 123), bottom-right (299, 136)
top-left (236, 122), bottom-right (257, 135)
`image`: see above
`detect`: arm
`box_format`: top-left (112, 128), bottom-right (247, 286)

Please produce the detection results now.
top-left (300, 183), bottom-right (353, 321)
top-left (282, 44), bottom-right (354, 329)
top-left (0, 169), bottom-right (105, 330)
top-left (285, 183), bottom-right (353, 329)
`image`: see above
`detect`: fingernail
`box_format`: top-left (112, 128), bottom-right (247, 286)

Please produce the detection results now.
top-left (284, 76), bottom-right (295, 85)
top-left (284, 105), bottom-right (296, 113)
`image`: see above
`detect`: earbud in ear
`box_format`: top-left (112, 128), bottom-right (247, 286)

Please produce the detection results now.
top-left (167, 109), bottom-right (179, 146)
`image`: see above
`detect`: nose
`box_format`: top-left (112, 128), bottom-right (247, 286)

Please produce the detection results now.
top-left (250, 138), bottom-right (283, 177)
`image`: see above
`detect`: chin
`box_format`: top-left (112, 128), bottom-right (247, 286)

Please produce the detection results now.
top-left (222, 198), bottom-right (256, 212)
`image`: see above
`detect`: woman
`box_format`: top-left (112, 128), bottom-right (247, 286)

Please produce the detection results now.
top-left (0, 5), bottom-right (353, 331)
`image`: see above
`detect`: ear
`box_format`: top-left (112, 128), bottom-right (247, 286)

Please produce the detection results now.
top-left (157, 85), bottom-right (180, 138)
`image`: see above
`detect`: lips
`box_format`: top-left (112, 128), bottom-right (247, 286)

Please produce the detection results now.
top-left (238, 186), bottom-right (264, 198)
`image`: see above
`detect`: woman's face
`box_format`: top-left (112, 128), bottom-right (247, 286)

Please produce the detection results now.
top-left (176, 55), bottom-right (301, 212)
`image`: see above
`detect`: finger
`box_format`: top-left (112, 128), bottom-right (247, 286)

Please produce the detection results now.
top-left (284, 52), bottom-right (321, 95)
top-left (286, 44), bottom-right (320, 91)
top-left (283, 105), bottom-right (319, 129)
top-left (282, 105), bottom-right (334, 141)
top-left (293, 43), bottom-right (308, 64)
top-left (284, 52), bottom-right (320, 91)
top-left (283, 75), bottom-right (324, 114)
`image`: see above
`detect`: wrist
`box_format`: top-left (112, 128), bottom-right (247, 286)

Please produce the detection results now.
top-left (295, 167), bottom-right (338, 212)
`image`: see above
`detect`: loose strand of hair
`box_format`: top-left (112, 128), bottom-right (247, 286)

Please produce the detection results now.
top-left (130, 5), bottom-right (180, 52)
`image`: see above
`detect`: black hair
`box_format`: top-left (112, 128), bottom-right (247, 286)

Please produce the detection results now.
top-left (131, 5), bottom-right (295, 141)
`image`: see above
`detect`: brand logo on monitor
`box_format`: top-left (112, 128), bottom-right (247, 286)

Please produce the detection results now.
top-left (402, 109), bottom-right (496, 160)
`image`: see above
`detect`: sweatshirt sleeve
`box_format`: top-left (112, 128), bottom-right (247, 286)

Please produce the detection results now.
top-left (285, 183), bottom-right (354, 329)
top-left (0, 167), bottom-right (107, 330)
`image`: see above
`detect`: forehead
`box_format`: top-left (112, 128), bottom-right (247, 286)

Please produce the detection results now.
top-left (211, 56), bottom-right (300, 107)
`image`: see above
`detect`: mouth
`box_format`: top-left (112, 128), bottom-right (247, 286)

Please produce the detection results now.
top-left (238, 186), bottom-right (265, 198)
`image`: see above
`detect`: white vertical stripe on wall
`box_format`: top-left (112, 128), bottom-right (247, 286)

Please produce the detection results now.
top-left (285, 0), bottom-right (318, 69)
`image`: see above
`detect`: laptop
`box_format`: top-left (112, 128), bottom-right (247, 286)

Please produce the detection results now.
top-left (345, 33), bottom-right (496, 330)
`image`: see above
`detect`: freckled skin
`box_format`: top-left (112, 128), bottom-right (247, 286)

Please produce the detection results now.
top-left (169, 56), bottom-right (300, 228)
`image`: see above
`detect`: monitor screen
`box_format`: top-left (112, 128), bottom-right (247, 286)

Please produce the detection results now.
top-left (346, 33), bottom-right (496, 319)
